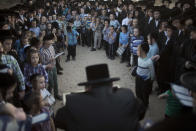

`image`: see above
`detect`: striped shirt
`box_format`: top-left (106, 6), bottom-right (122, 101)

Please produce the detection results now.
top-left (40, 46), bottom-right (56, 68)
top-left (136, 57), bottom-right (155, 80)
top-left (24, 63), bottom-right (48, 88)
top-left (165, 90), bottom-right (183, 117)
top-left (130, 36), bottom-right (144, 55)
top-left (0, 55), bottom-right (25, 91)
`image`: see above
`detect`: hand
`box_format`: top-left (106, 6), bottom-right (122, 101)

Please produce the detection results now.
top-left (46, 64), bottom-right (53, 70)
top-left (18, 91), bottom-right (25, 100)
top-left (65, 41), bottom-right (68, 47)
top-left (7, 69), bottom-right (13, 75)
top-left (151, 55), bottom-right (160, 61)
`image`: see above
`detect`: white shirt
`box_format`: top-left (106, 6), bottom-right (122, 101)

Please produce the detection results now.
top-left (137, 57), bottom-right (155, 80)
top-left (122, 17), bottom-right (132, 26)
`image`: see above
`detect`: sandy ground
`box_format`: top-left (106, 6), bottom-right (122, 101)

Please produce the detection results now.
top-left (54, 45), bottom-right (166, 130)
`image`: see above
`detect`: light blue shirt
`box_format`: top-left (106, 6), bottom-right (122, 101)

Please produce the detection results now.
top-left (147, 43), bottom-right (159, 59)
top-left (119, 32), bottom-right (129, 45)
top-left (110, 20), bottom-right (120, 29)
top-left (29, 27), bottom-right (40, 37)
top-left (108, 32), bottom-right (117, 44)
top-left (67, 30), bottom-right (79, 45)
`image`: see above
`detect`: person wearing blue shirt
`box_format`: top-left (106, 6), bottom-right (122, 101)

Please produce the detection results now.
top-left (29, 20), bottom-right (40, 37)
top-left (102, 20), bottom-right (110, 57)
top-left (108, 26), bottom-right (117, 60)
top-left (65, 26), bottom-right (79, 62)
top-left (109, 14), bottom-right (121, 31)
top-left (147, 33), bottom-right (159, 59)
top-left (130, 27), bottom-right (144, 66)
top-left (119, 25), bottom-right (129, 63)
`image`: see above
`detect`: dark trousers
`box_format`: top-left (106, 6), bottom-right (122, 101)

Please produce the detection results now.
top-left (67, 45), bottom-right (76, 59)
top-left (76, 28), bottom-right (81, 45)
top-left (56, 57), bottom-right (62, 71)
top-left (133, 55), bottom-right (138, 66)
top-left (81, 30), bottom-right (87, 46)
top-left (108, 44), bottom-right (115, 58)
top-left (135, 75), bottom-right (152, 107)
top-left (103, 40), bottom-right (109, 56)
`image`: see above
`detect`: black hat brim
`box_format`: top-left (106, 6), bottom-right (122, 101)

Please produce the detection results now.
top-left (78, 77), bottom-right (120, 86)
top-left (180, 72), bottom-right (196, 92)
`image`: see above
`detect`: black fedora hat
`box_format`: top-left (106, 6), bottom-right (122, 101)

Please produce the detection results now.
top-left (180, 72), bottom-right (196, 92)
top-left (78, 64), bottom-right (120, 86)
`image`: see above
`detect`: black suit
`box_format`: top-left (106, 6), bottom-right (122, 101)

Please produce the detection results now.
top-left (149, 19), bottom-right (160, 33)
top-left (55, 86), bottom-right (141, 131)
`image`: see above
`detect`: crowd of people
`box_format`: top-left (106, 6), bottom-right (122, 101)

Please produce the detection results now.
top-left (0, 0), bottom-right (196, 130)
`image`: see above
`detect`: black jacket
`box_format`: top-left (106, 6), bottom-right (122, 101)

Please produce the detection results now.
top-left (55, 86), bottom-right (141, 131)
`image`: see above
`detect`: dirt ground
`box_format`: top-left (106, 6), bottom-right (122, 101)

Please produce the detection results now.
top-left (54, 45), bottom-right (166, 130)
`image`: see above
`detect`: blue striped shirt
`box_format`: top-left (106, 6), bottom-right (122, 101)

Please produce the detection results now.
top-left (130, 36), bottom-right (144, 55)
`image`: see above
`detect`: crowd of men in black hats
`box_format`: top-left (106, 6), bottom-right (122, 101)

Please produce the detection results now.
top-left (0, 0), bottom-right (196, 130)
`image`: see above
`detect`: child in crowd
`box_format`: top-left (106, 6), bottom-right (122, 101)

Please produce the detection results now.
top-left (158, 89), bottom-right (183, 118)
top-left (65, 26), bottom-right (79, 62)
top-left (92, 17), bottom-right (103, 51)
top-left (24, 91), bottom-right (55, 131)
top-left (18, 36), bottom-right (30, 63)
top-left (74, 15), bottom-right (81, 45)
top-left (147, 32), bottom-right (159, 59)
top-left (102, 20), bottom-right (110, 56)
top-left (135, 43), bottom-right (155, 108)
top-left (108, 26), bottom-right (117, 60)
top-left (129, 27), bottom-right (144, 66)
top-left (23, 49), bottom-right (48, 90)
top-left (119, 25), bottom-right (129, 63)
top-left (40, 34), bottom-right (62, 100)
top-left (31, 74), bottom-right (55, 114)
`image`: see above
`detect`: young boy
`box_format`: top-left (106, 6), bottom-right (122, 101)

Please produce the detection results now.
top-left (108, 26), bottom-right (117, 60)
top-left (40, 34), bottom-right (62, 100)
top-left (135, 43), bottom-right (155, 108)
top-left (65, 26), bottom-right (79, 62)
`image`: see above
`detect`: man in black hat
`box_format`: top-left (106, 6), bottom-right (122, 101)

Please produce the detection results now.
top-left (55, 64), bottom-right (143, 131)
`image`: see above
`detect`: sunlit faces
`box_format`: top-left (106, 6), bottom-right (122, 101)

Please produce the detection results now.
top-left (109, 26), bottom-right (115, 33)
top-left (5, 103), bottom-right (26, 121)
top-left (147, 9), bottom-right (153, 17)
top-left (43, 40), bottom-right (53, 48)
top-left (154, 11), bottom-right (160, 20)
top-left (128, 4), bottom-right (134, 11)
top-left (121, 26), bottom-right (127, 33)
top-left (37, 76), bottom-right (46, 89)
top-left (104, 20), bottom-right (109, 27)
top-left (30, 53), bottom-right (39, 67)
top-left (132, 18), bottom-right (138, 27)
top-left (109, 14), bottom-right (115, 20)
top-left (47, 23), bottom-right (52, 30)
top-left (3, 39), bottom-right (12, 53)
top-left (133, 28), bottom-right (139, 37)
top-left (41, 16), bottom-right (47, 23)
top-left (31, 21), bottom-right (37, 28)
